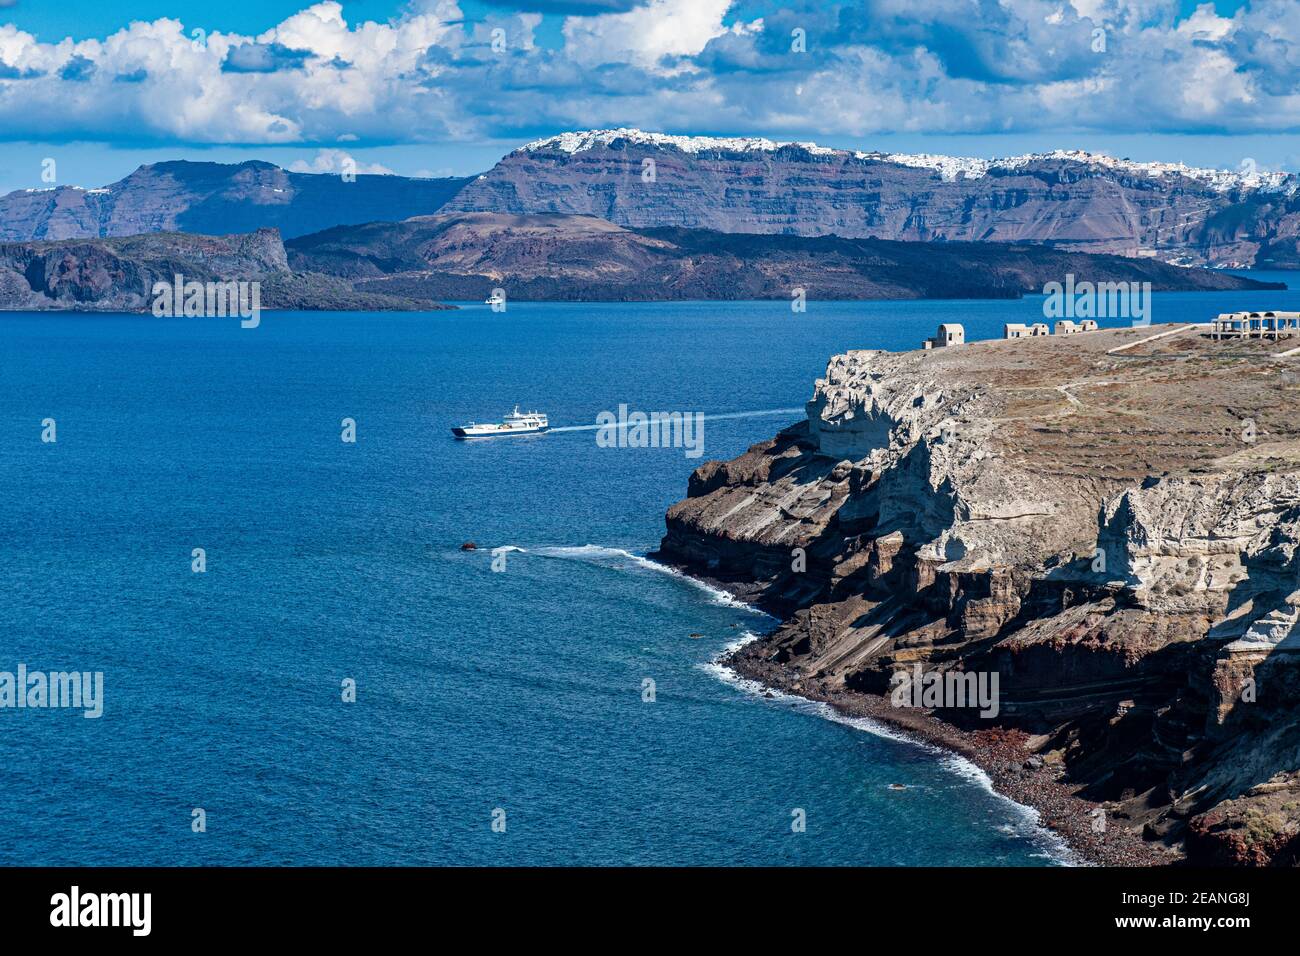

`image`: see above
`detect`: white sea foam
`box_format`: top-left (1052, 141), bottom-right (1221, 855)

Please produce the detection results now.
top-left (494, 541), bottom-right (1073, 863)
top-left (702, 634), bottom-right (1077, 866)
top-left (524, 544), bottom-right (774, 614)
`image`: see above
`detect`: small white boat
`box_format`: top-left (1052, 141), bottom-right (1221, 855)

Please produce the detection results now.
top-left (452, 406), bottom-right (549, 438)
top-left (485, 293), bottom-right (505, 306)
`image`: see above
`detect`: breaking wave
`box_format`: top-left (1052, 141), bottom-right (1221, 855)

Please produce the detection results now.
top-left (518, 543), bottom-right (774, 614)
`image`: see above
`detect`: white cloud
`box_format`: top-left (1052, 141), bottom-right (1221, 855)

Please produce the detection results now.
top-left (0, 0), bottom-right (1298, 149)
top-left (1178, 3), bottom-right (1236, 41)
top-left (0, 2), bottom-right (470, 143)
top-left (563, 0), bottom-right (741, 69)
top-left (288, 148), bottom-right (394, 174)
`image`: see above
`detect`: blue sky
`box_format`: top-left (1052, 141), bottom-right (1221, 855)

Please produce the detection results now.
top-left (2, 1), bottom-right (567, 44)
top-left (0, 0), bottom-right (1297, 194)
top-left (0, 0), bottom-right (1256, 37)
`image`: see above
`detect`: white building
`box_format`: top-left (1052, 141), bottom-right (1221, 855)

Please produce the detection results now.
top-left (1005, 323), bottom-right (1032, 339)
top-left (924, 323), bottom-right (966, 349)
top-left (1210, 311), bottom-right (1300, 340)
top-left (1007, 321), bottom-right (1064, 339)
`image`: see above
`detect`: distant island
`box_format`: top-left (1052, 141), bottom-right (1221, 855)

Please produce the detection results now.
top-left (4, 129), bottom-right (1300, 312)
top-left (284, 212), bottom-right (1282, 304)
top-left (7, 129), bottom-right (1300, 269)
top-left (0, 214), bottom-right (1282, 312)
top-left (0, 229), bottom-right (448, 312)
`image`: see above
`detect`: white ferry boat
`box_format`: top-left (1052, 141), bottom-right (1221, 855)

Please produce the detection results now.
top-left (452, 406), bottom-right (549, 439)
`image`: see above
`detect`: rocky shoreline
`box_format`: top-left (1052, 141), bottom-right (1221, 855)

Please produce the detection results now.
top-left (670, 566), bottom-right (1175, 866)
top-left (727, 626), bottom-right (1176, 866)
top-left (656, 325), bottom-right (1300, 866)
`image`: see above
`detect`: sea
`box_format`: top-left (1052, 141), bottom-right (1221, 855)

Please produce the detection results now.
top-left (4, 275), bottom-right (1298, 865)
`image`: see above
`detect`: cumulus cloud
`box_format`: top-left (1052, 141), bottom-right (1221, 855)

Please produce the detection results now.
top-left (562, 0), bottom-right (755, 69)
top-left (0, 0), bottom-right (1298, 148)
top-left (287, 147), bottom-right (395, 174)
top-left (480, 1), bottom-right (642, 12)
top-left (223, 41), bottom-right (313, 74)
top-left (58, 54), bottom-right (94, 81)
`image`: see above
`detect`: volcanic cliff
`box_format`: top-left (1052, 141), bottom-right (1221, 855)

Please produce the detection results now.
top-left (656, 324), bottom-right (1300, 865)
top-left (0, 229), bottom-right (447, 311)
top-left (286, 212), bottom-right (1279, 302)
top-left (448, 130), bottom-right (1300, 268)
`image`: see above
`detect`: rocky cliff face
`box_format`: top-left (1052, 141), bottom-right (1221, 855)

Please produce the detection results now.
top-left (0, 161), bottom-right (470, 242)
top-left (11, 135), bottom-right (1300, 271)
top-left (0, 229), bottom-right (446, 312)
top-left (286, 211), bottom-right (1278, 302)
top-left (448, 129), bottom-right (1300, 268)
top-left (657, 325), bottom-right (1300, 864)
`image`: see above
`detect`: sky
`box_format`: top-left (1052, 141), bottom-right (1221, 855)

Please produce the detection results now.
top-left (0, 0), bottom-right (1298, 194)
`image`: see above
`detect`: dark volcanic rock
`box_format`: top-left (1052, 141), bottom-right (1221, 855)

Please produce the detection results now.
top-left (0, 229), bottom-right (449, 312)
top-left (656, 326), bottom-right (1300, 865)
top-left (287, 211), bottom-right (1279, 302)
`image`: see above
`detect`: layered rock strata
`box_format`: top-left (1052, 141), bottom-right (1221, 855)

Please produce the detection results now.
top-left (449, 130), bottom-right (1300, 268)
top-left (658, 324), bottom-right (1300, 864)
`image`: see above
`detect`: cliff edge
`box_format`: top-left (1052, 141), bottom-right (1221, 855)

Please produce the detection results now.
top-left (657, 323), bottom-right (1300, 865)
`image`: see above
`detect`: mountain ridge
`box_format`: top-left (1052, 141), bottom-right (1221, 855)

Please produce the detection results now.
top-left (0, 160), bottom-right (470, 243)
top-left (448, 129), bottom-right (1300, 268)
top-left (6, 131), bottom-right (1300, 271)
top-left (519, 128), bottom-right (1297, 195)
top-left (284, 211), bottom-right (1281, 302)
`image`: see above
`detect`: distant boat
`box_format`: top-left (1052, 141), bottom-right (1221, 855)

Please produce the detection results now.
top-left (452, 406), bottom-right (549, 439)
top-left (485, 293), bottom-right (505, 306)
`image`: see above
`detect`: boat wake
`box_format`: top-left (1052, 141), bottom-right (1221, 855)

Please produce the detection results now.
top-left (547, 407), bottom-right (803, 433)
top-left (700, 633), bottom-right (1078, 866)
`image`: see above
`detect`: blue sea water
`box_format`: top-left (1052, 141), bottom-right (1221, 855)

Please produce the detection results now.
top-left (4, 279), bottom-right (1298, 866)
